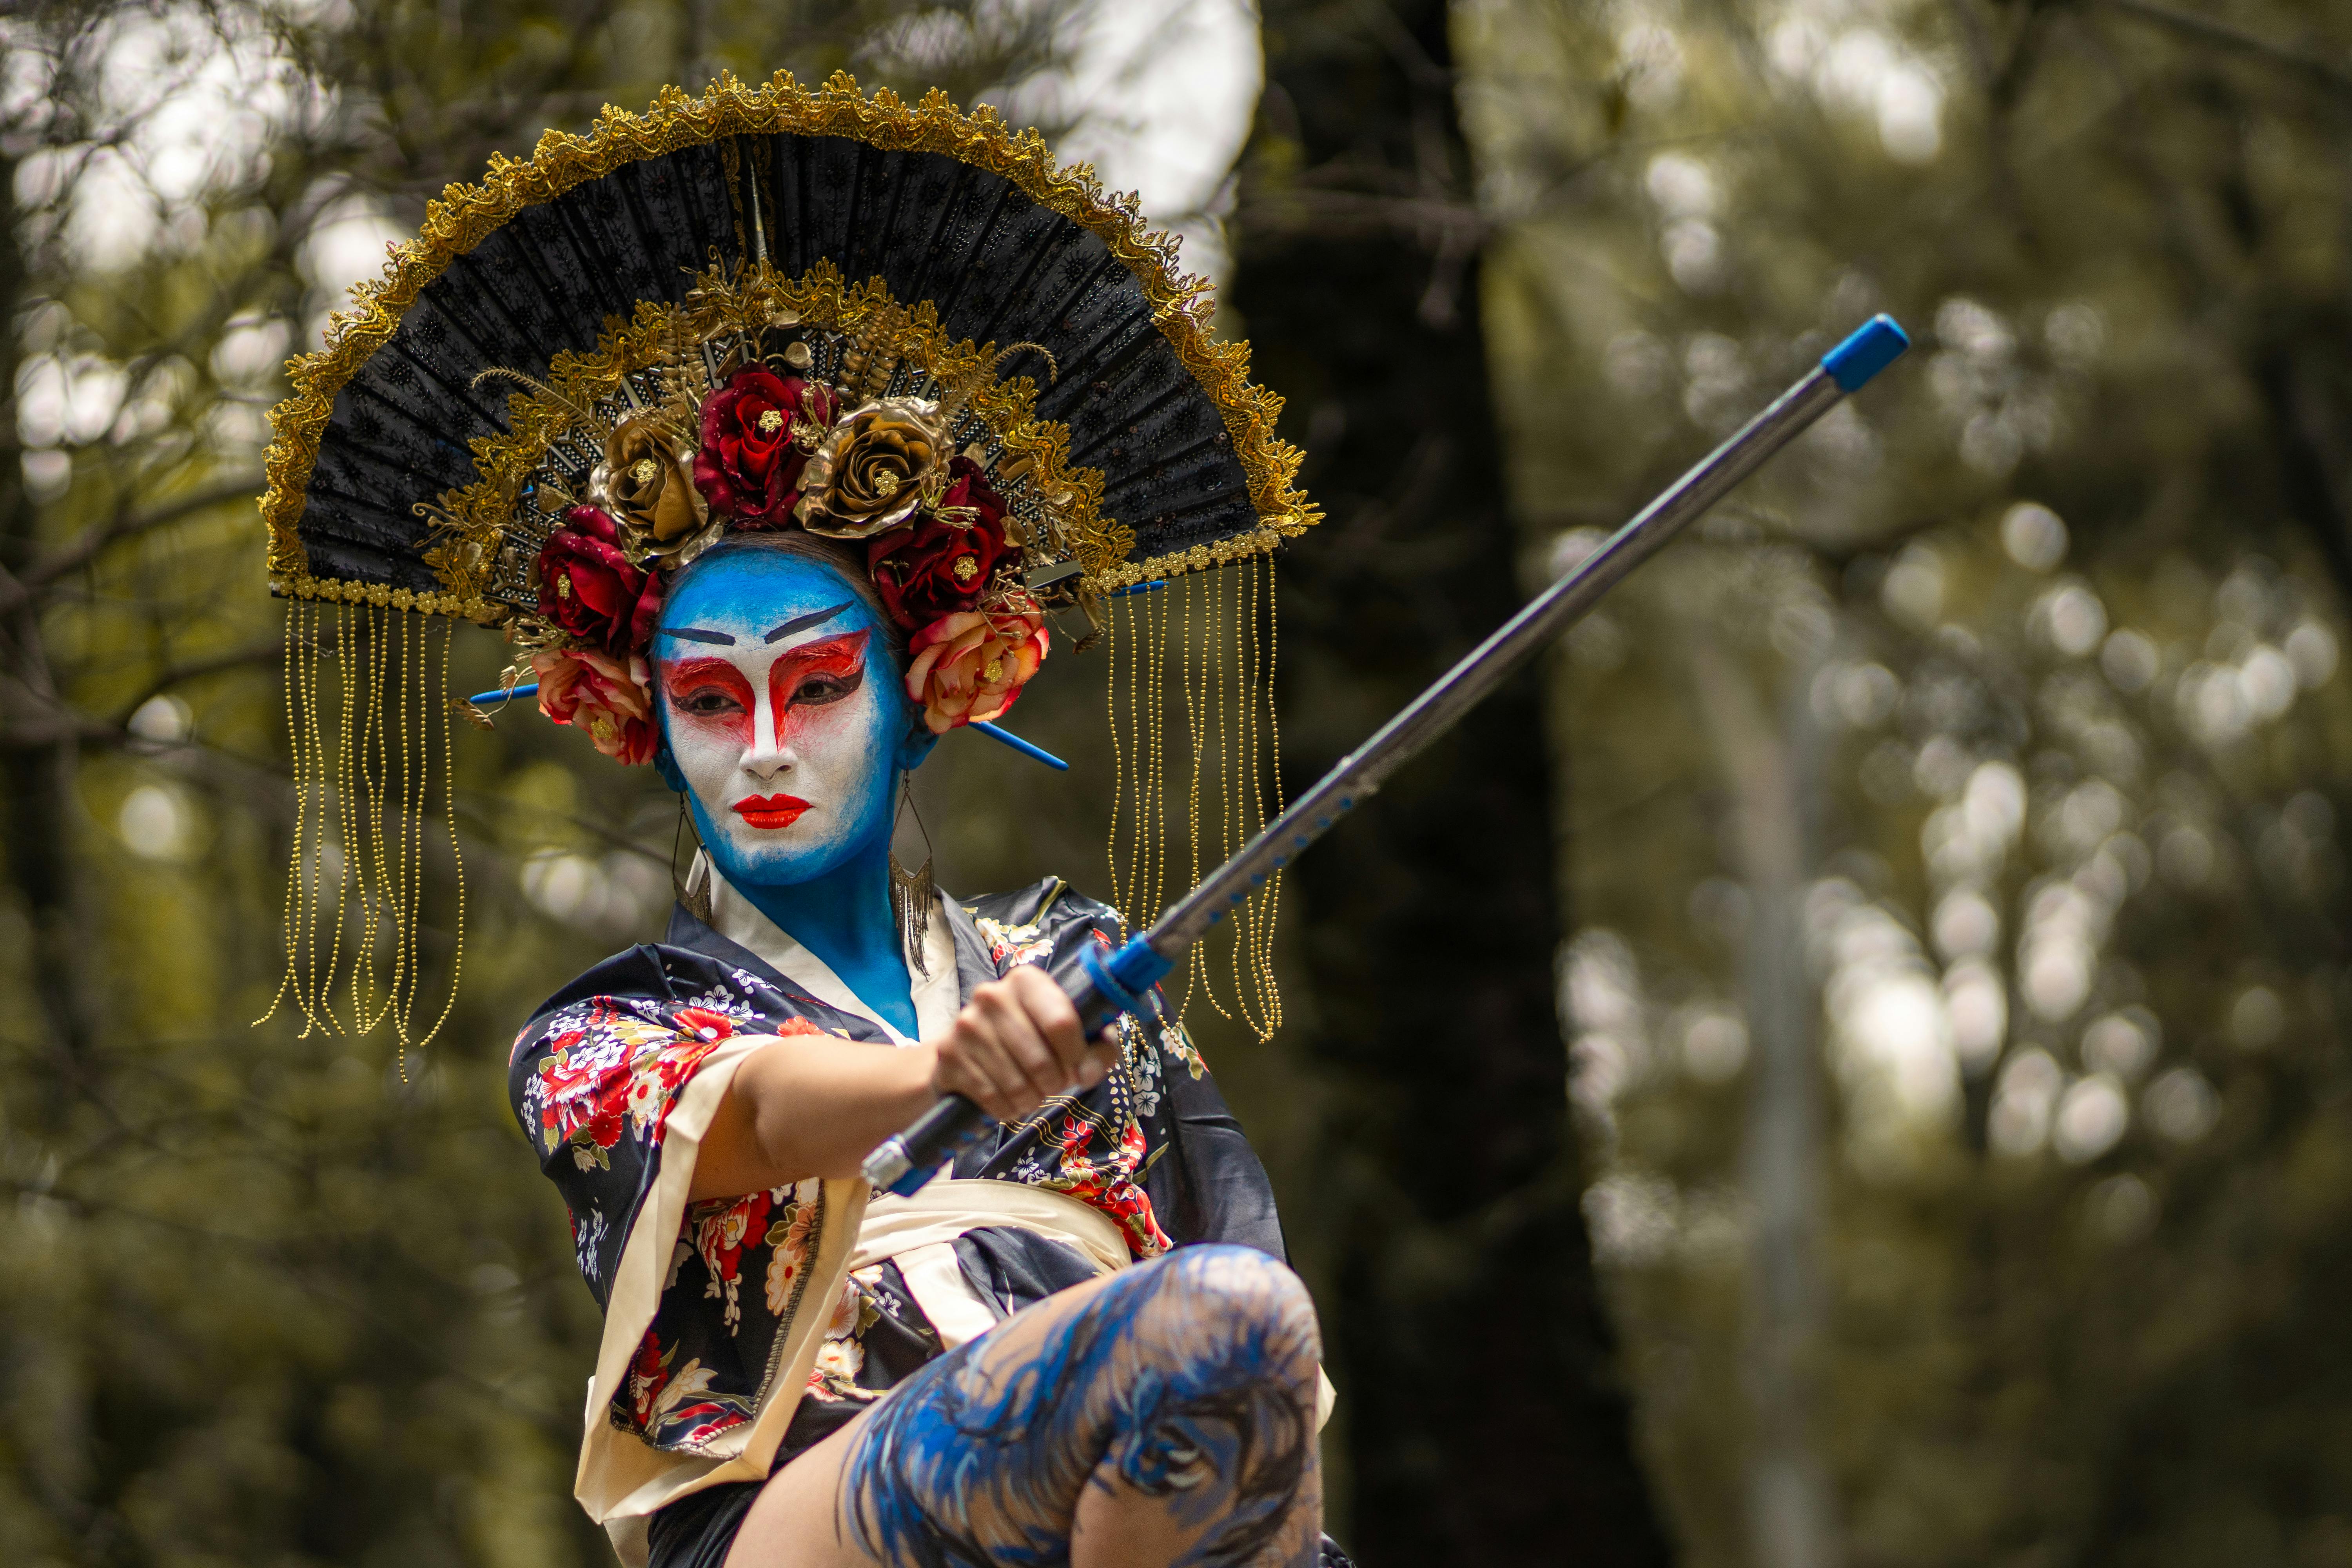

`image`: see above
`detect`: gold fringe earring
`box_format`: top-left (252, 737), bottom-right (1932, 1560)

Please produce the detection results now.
top-left (888, 778), bottom-right (935, 976)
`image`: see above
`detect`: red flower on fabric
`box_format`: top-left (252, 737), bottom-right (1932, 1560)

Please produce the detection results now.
top-left (532, 647), bottom-right (657, 766)
top-left (902, 598), bottom-right (1051, 735)
top-left (693, 366), bottom-right (836, 526)
top-left (626, 1330), bottom-right (672, 1428)
top-left (534, 1036), bottom-right (633, 1159)
top-left (672, 1008), bottom-right (737, 1045)
top-left (1044, 1112), bottom-right (1172, 1258)
top-left (536, 506), bottom-right (662, 656)
top-left (694, 1189), bottom-right (773, 1287)
top-left (866, 459), bottom-right (1012, 628)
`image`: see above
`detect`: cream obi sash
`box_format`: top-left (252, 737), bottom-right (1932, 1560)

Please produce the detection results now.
top-left (849, 1179), bottom-right (1130, 1350)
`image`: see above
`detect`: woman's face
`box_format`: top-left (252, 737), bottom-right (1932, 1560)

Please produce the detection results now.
top-left (653, 550), bottom-right (929, 891)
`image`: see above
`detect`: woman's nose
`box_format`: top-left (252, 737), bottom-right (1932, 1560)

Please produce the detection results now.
top-left (741, 731), bottom-right (796, 781)
top-left (742, 691), bottom-right (795, 780)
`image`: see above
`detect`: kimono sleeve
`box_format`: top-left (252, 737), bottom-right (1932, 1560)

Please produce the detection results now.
top-left (508, 989), bottom-right (746, 1309)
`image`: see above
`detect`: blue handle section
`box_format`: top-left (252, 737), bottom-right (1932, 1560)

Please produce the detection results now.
top-left (1080, 937), bottom-right (1173, 1019)
top-left (1822, 314), bottom-right (1909, 392)
top-left (466, 681), bottom-right (541, 706)
top-left (970, 720), bottom-right (1070, 771)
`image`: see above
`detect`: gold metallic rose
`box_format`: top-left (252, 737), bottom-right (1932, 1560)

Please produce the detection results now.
top-left (795, 397), bottom-right (945, 539)
top-left (592, 415), bottom-right (708, 559)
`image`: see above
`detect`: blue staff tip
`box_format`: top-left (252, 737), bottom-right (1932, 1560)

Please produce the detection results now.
top-left (1822, 313), bottom-right (1909, 392)
top-left (970, 720), bottom-right (1069, 771)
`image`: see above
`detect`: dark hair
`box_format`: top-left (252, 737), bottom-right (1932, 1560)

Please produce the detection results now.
top-left (666, 529), bottom-right (908, 671)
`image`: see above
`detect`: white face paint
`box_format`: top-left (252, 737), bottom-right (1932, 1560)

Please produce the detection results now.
top-left (653, 550), bottom-right (920, 891)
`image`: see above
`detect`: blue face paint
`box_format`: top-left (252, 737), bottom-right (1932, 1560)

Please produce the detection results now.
top-left (653, 547), bottom-right (937, 1033)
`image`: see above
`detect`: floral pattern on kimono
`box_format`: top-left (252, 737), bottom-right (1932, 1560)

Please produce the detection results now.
top-left (510, 877), bottom-right (1289, 1463)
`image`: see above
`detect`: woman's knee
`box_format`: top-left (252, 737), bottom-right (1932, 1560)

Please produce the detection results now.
top-left (1135, 1244), bottom-right (1321, 1380)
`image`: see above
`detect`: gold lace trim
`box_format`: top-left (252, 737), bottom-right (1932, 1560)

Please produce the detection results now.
top-left (260, 70), bottom-right (1319, 619)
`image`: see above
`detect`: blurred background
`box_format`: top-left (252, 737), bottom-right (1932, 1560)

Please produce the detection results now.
top-left (5, 1), bottom-right (2351, 1565)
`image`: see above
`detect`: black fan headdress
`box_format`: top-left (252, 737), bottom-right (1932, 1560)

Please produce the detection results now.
top-left (259, 74), bottom-right (1306, 1051)
top-left (263, 72), bottom-right (1317, 617)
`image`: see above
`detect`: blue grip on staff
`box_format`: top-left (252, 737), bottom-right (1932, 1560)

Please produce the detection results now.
top-left (1080, 937), bottom-right (1172, 1021)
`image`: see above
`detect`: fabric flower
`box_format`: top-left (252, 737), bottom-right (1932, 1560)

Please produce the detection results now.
top-left (795, 397), bottom-right (944, 539)
top-left (693, 366), bottom-right (834, 526)
top-left (594, 415), bottom-right (705, 553)
top-left (532, 646), bottom-right (657, 765)
top-left (764, 1196), bottom-right (817, 1314)
top-left (902, 599), bottom-right (1051, 734)
top-left (866, 459), bottom-right (1012, 628)
top-left (535, 506), bottom-right (662, 656)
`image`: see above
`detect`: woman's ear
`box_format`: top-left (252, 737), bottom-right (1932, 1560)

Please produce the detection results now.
top-left (894, 717), bottom-right (942, 773)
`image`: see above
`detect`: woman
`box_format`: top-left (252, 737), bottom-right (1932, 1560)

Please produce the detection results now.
top-left (257, 74), bottom-right (1330, 1568)
top-left (511, 530), bottom-right (1330, 1568)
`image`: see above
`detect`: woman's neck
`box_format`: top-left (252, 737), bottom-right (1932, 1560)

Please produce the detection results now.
top-left (718, 833), bottom-right (918, 1036)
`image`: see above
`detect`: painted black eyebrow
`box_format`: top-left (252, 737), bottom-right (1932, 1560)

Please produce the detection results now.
top-left (661, 626), bottom-right (737, 646)
top-left (765, 601), bottom-right (856, 644)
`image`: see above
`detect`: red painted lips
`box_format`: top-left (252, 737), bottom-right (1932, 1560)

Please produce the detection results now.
top-left (732, 793), bottom-right (811, 830)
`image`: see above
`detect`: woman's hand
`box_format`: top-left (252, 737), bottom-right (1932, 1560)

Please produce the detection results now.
top-left (691, 967), bottom-right (1125, 1199)
top-left (932, 964), bottom-right (1120, 1124)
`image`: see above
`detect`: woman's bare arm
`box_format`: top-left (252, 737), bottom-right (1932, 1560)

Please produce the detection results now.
top-left (690, 965), bottom-right (1120, 1200)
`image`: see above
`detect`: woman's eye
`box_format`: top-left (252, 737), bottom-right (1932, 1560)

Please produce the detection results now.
top-left (789, 667), bottom-right (864, 708)
top-left (677, 688), bottom-right (743, 716)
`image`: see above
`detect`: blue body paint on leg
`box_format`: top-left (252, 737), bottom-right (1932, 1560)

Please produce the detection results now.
top-left (842, 1245), bottom-right (1322, 1568)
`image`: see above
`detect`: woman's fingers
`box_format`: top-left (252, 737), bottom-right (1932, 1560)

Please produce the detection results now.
top-left (935, 1018), bottom-right (1030, 1122)
top-left (1005, 964), bottom-right (1089, 1076)
top-left (973, 977), bottom-right (1068, 1102)
top-left (933, 968), bottom-right (1111, 1122)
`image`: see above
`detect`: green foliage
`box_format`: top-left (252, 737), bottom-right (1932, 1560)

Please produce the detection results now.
top-left (1456, 0), bottom-right (2352, 1563)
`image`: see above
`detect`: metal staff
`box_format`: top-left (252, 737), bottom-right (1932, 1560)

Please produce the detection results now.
top-left (861, 313), bottom-right (1911, 1196)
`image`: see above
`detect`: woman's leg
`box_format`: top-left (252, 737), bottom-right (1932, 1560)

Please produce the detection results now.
top-left (725, 1243), bottom-right (1323, 1568)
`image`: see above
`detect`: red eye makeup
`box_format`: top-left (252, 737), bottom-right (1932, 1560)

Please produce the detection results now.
top-left (660, 658), bottom-right (756, 746)
top-left (768, 630), bottom-right (871, 745)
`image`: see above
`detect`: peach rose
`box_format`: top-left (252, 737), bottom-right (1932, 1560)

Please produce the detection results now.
top-left (532, 646), bottom-right (657, 765)
top-left (902, 600), bottom-right (1051, 735)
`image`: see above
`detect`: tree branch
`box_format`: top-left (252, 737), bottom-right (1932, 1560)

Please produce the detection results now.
top-left (15, 474), bottom-right (261, 597)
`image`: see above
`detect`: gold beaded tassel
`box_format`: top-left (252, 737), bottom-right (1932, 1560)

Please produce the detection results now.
top-left (256, 597), bottom-right (467, 1071)
top-left (1102, 556), bottom-right (1285, 1041)
top-left (256, 594), bottom-right (337, 1036)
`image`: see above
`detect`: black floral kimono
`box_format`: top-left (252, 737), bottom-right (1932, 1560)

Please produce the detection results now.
top-left (507, 877), bottom-right (1294, 1563)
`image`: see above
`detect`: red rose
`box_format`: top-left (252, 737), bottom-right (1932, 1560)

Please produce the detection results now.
top-left (537, 506), bottom-right (661, 656)
top-left (866, 460), bottom-right (1012, 628)
top-left (693, 366), bottom-right (836, 526)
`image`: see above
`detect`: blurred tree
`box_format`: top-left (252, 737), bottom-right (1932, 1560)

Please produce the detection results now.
top-left (0, 5), bottom-right (1089, 1564)
top-left (1450, 0), bottom-right (2352, 1564)
top-left (1227, 2), bottom-right (1673, 1564)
